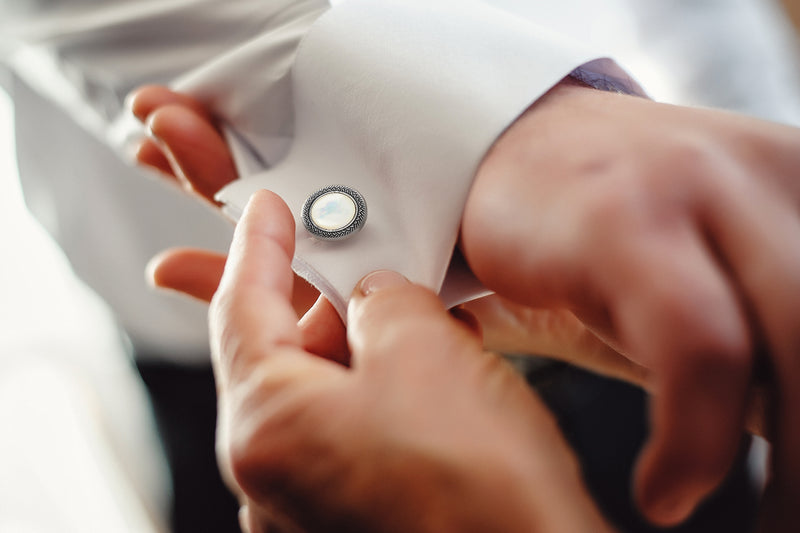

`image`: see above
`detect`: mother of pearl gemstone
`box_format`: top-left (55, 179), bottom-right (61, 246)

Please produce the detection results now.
top-left (309, 191), bottom-right (357, 231)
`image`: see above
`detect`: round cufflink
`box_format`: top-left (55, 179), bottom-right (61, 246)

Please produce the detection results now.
top-left (301, 185), bottom-right (367, 240)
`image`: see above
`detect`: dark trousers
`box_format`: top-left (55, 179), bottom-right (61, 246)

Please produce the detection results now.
top-left (136, 360), bottom-right (240, 533)
top-left (527, 359), bottom-right (759, 533)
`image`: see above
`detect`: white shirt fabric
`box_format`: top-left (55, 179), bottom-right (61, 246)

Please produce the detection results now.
top-left (0, 90), bottom-right (169, 533)
top-left (1, 0), bottom-right (645, 327)
top-left (2, 0), bottom-right (799, 348)
top-left (1, 0), bottom-right (324, 361)
top-left (212, 0), bottom-right (644, 317)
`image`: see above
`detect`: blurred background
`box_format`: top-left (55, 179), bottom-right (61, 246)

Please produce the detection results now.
top-left (0, 1), bottom-right (798, 532)
top-left (0, 76), bottom-right (171, 532)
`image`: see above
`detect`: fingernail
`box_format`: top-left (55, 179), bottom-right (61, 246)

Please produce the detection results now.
top-left (144, 253), bottom-right (164, 289)
top-left (357, 270), bottom-right (408, 296)
top-left (144, 115), bottom-right (158, 139)
top-left (123, 90), bottom-right (138, 115)
top-left (122, 138), bottom-right (144, 165)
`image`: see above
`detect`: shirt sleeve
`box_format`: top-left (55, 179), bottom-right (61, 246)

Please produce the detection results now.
top-left (215, 0), bottom-right (646, 318)
top-left (0, 1), bottom-right (330, 354)
top-left (2, 0), bottom-right (645, 320)
top-left (0, 0), bottom-right (328, 153)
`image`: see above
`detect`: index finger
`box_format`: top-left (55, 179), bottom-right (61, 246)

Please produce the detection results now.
top-left (210, 190), bottom-right (304, 386)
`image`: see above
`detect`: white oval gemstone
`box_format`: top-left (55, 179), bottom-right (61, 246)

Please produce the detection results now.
top-left (309, 192), bottom-right (357, 231)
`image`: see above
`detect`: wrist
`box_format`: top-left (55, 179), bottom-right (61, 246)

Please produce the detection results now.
top-left (460, 79), bottom-right (623, 301)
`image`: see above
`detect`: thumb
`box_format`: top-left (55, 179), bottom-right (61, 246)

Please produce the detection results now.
top-left (346, 270), bottom-right (480, 368)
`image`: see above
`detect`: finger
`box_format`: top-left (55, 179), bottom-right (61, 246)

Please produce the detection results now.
top-left (240, 501), bottom-right (293, 533)
top-left (463, 296), bottom-right (648, 388)
top-left (146, 248), bottom-right (226, 302)
top-left (135, 138), bottom-right (177, 179)
top-left (347, 270), bottom-right (479, 368)
top-left (211, 191), bottom-right (348, 525)
top-left (291, 276), bottom-right (321, 319)
top-left (346, 272), bottom-right (615, 533)
top-left (449, 306), bottom-right (483, 340)
top-left (210, 189), bottom-right (305, 385)
top-left (603, 223), bottom-right (752, 526)
top-left (299, 294), bottom-right (350, 366)
top-left (701, 178), bottom-right (800, 529)
top-left (239, 504), bottom-right (262, 533)
top-left (147, 104), bottom-right (237, 203)
top-left (127, 84), bottom-right (212, 123)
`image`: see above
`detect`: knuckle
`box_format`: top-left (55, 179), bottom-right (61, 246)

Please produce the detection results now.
top-left (226, 381), bottom-right (330, 498)
top-left (661, 306), bottom-right (751, 374)
top-left (576, 180), bottom-right (646, 237)
top-left (660, 138), bottom-right (718, 176)
top-left (638, 278), bottom-right (753, 373)
top-left (582, 138), bottom-right (719, 225)
top-left (686, 333), bottom-right (751, 378)
top-left (228, 425), bottom-right (287, 497)
top-left (650, 138), bottom-right (728, 200)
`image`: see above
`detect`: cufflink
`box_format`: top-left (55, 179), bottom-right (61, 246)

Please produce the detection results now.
top-left (302, 185), bottom-right (367, 240)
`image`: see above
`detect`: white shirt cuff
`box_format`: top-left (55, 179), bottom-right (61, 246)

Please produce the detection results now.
top-left (218, 0), bottom-right (645, 318)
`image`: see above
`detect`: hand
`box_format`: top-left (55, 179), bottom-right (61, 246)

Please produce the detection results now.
top-left (462, 294), bottom-right (648, 387)
top-left (129, 82), bottom-right (784, 527)
top-left (128, 85), bottom-right (323, 320)
top-left (128, 85), bottom-right (236, 204)
top-left (129, 85), bottom-right (647, 384)
top-left (197, 189), bottom-right (615, 533)
top-left (461, 79), bottom-right (800, 528)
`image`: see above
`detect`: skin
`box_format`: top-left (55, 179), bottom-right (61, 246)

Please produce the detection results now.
top-left (203, 189), bottom-right (616, 533)
top-left (461, 81), bottom-right (800, 528)
top-left (131, 84), bottom-right (646, 382)
top-left (129, 80), bottom-right (799, 529)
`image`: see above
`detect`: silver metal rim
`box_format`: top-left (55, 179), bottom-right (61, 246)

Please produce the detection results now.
top-left (301, 185), bottom-right (368, 240)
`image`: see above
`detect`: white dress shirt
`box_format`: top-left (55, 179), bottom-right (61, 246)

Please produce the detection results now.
top-left (2, 0), bottom-right (644, 326)
top-left (2, 0), bottom-right (798, 348)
